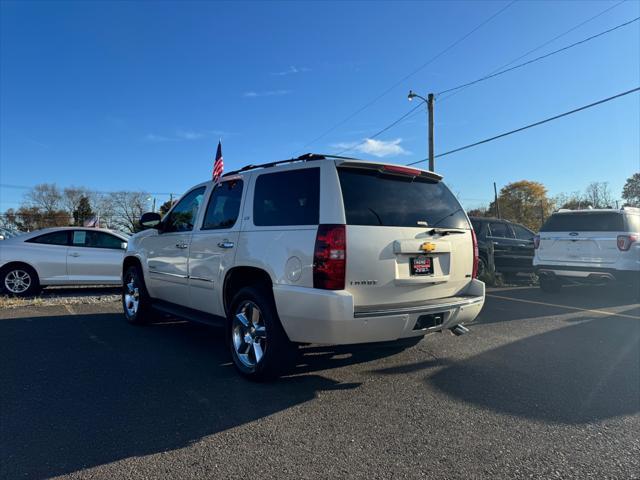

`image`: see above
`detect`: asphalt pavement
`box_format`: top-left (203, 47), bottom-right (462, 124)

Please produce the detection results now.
top-left (1, 285), bottom-right (638, 479)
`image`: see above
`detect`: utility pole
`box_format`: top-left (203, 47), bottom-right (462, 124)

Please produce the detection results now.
top-left (493, 182), bottom-right (501, 219)
top-left (408, 90), bottom-right (435, 172)
top-left (427, 93), bottom-right (435, 172)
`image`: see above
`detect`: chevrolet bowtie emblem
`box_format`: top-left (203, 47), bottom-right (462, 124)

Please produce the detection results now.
top-left (420, 242), bottom-right (436, 253)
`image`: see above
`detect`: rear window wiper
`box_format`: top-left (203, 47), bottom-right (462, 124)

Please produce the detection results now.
top-left (427, 227), bottom-right (466, 236)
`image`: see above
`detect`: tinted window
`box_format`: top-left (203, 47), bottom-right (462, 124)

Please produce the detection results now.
top-left (489, 222), bottom-right (515, 238)
top-left (27, 231), bottom-right (69, 246)
top-left (86, 231), bottom-right (124, 249)
top-left (202, 179), bottom-right (243, 230)
top-left (541, 212), bottom-right (624, 232)
top-left (338, 168), bottom-right (469, 229)
top-left (254, 168), bottom-right (320, 226)
top-left (470, 220), bottom-right (484, 234)
top-left (164, 187), bottom-right (206, 233)
top-left (513, 224), bottom-right (534, 240)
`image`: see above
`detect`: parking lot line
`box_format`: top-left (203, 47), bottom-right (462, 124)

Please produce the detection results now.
top-left (487, 293), bottom-right (640, 320)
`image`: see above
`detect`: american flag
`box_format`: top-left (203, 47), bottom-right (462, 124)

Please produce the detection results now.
top-left (213, 140), bottom-right (224, 183)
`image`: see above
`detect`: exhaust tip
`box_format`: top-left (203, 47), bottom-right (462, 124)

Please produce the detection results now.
top-left (450, 324), bottom-right (469, 336)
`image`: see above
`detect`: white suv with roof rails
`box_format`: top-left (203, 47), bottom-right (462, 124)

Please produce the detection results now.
top-left (122, 154), bottom-right (485, 380)
top-left (534, 207), bottom-right (640, 293)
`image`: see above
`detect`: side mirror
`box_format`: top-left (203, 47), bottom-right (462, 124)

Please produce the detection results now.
top-left (120, 241), bottom-right (128, 250)
top-left (139, 212), bottom-right (162, 229)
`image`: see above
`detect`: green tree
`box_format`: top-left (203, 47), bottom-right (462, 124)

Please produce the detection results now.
top-left (73, 196), bottom-right (94, 226)
top-left (622, 173), bottom-right (640, 207)
top-left (489, 180), bottom-right (553, 231)
top-left (159, 199), bottom-right (175, 215)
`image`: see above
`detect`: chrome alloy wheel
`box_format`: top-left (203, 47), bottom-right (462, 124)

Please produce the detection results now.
top-left (232, 301), bottom-right (267, 368)
top-left (4, 269), bottom-right (31, 294)
top-left (124, 276), bottom-right (140, 317)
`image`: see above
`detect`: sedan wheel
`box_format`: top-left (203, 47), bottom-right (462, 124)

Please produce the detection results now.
top-left (232, 301), bottom-right (267, 368)
top-left (4, 269), bottom-right (31, 294)
top-left (2, 266), bottom-right (39, 296)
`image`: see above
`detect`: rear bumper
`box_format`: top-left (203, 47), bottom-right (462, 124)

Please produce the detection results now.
top-left (535, 265), bottom-right (639, 284)
top-left (273, 279), bottom-right (485, 345)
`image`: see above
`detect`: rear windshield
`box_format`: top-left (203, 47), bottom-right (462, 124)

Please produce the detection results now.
top-left (540, 212), bottom-right (624, 232)
top-left (337, 168), bottom-right (469, 229)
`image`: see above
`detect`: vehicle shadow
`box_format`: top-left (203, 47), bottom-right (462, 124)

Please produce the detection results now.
top-left (427, 310), bottom-right (640, 425)
top-left (0, 313), bottom-right (405, 479)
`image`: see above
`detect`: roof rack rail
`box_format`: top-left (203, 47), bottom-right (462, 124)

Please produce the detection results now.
top-left (222, 153), bottom-right (361, 177)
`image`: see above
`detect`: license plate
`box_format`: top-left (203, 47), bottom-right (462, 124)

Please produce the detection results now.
top-left (410, 256), bottom-right (433, 276)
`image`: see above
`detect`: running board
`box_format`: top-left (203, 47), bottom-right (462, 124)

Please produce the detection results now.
top-left (151, 299), bottom-right (226, 328)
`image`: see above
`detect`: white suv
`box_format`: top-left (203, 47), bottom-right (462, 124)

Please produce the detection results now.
top-left (122, 154), bottom-right (485, 379)
top-left (534, 207), bottom-right (640, 293)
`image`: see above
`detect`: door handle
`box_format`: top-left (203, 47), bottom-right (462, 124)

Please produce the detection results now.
top-left (218, 241), bottom-right (235, 249)
top-left (69, 252), bottom-right (80, 257)
top-left (176, 243), bottom-right (188, 249)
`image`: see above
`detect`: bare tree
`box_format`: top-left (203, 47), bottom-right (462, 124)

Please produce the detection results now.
top-left (62, 186), bottom-right (91, 217)
top-left (108, 191), bottom-right (150, 233)
top-left (25, 183), bottom-right (63, 215)
top-left (584, 182), bottom-right (614, 209)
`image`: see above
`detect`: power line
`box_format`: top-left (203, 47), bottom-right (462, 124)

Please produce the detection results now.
top-left (296, 0), bottom-right (518, 154)
top-left (332, 2), bottom-right (634, 156)
top-left (334, 103), bottom-right (424, 155)
top-left (406, 87), bottom-right (640, 165)
top-left (439, 0), bottom-right (628, 102)
top-left (436, 16), bottom-right (639, 96)
top-left (0, 184), bottom-right (178, 196)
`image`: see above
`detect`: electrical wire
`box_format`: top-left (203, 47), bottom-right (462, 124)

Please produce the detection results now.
top-left (436, 16), bottom-right (639, 96)
top-left (296, 0), bottom-right (518, 154)
top-left (406, 87), bottom-right (640, 165)
top-left (333, 2), bottom-right (634, 156)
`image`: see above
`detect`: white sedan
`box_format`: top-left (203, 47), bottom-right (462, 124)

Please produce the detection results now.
top-left (0, 227), bottom-right (129, 296)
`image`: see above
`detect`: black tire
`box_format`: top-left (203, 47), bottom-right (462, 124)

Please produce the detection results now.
top-left (540, 277), bottom-right (561, 293)
top-left (228, 286), bottom-right (296, 381)
top-left (1, 264), bottom-right (40, 297)
top-left (477, 256), bottom-right (488, 279)
top-left (122, 265), bottom-right (154, 325)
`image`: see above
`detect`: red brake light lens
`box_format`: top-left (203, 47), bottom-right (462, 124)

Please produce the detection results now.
top-left (313, 224), bottom-right (346, 290)
top-left (533, 235), bottom-right (540, 249)
top-left (617, 234), bottom-right (637, 251)
top-left (471, 228), bottom-right (479, 279)
top-left (382, 165), bottom-right (422, 176)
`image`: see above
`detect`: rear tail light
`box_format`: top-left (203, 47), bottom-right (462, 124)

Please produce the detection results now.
top-left (313, 224), bottom-right (346, 290)
top-left (382, 165), bottom-right (422, 176)
top-left (617, 234), bottom-right (638, 251)
top-left (533, 235), bottom-right (540, 249)
top-left (471, 228), bottom-right (479, 279)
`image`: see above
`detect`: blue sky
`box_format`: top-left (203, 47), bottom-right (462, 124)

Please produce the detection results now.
top-left (1, 0), bottom-right (638, 211)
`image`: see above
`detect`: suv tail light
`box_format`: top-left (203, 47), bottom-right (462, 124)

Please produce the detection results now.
top-left (471, 228), bottom-right (479, 279)
top-left (313, 224), bottom-right (346, 290)
top-left (617, 234), bottom-right (637, 251)
top-left (533, 235), bottom-right (540, 249)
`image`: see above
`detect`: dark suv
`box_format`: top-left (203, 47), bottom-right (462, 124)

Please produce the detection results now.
top-left (470, 217), bottom-right (536, 279)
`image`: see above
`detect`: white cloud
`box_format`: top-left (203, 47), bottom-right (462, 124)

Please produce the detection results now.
top-left (144, 133), bottom-right (173, 142)
top-left (176, 130), bottom-right (204, 140)
top-left (144, 130), bottom-right (211, 142)
top-left (332, 138), bottom-right (410, 158)
top-left (271, 65), bottom-right (311, 76)
top-left (243, 89), bottom-right (291, 98)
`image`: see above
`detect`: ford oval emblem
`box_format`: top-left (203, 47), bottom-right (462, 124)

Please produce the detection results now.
top-left (569, 232), bottom-right (579, 236)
